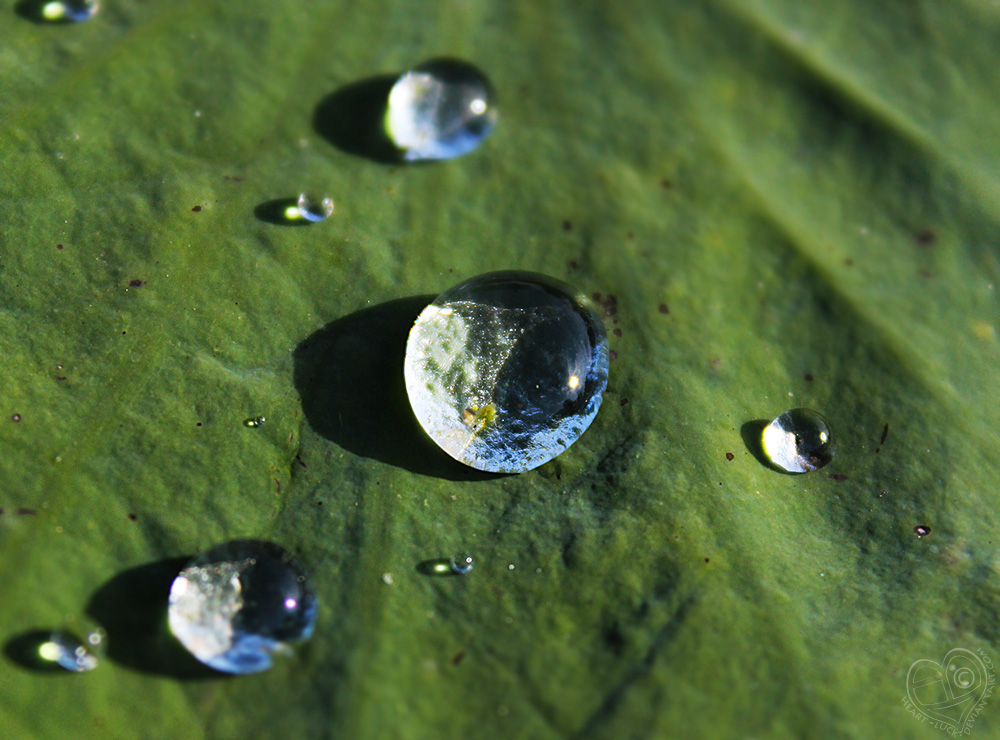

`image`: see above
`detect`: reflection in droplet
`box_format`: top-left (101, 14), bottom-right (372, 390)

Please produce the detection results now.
top-left (168, 540), bottom-right (317, 675)
top-left (294, 193), bottom-right (334, 223)
top-left (761, 408), bottom-right (835, 473)
top-left (386, 59), bottom-right (497, 162)
top-left (914, 525), bottom-right (931, 538)
top-left (38, 629), bottom-right (104, 672)
top-left (40, 0), bottom-right (98, 22)
top-left (243, 416), bottom-right (266, 428)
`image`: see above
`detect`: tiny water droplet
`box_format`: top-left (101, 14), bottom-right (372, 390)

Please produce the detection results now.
top-left (37, 629), bottom-right (103, 672)
top-left (38, 0), bottom-right (98, 22)
top-left (294, 193), bottom-right (334, 223)
top-left (914, 525), bottom-right (931, 538)
top-left (450, 554), bottom-right (474, 575)
top-left (761, 408), bottom-right (835, 473)
top-left (243, 416), bottom-right (266, 428)
top-left (386, 59), bottom-right (497, 161)
top-left (168, 540), bottom-right (317, 675)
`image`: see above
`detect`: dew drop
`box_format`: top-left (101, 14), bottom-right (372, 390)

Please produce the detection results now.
top-left (243, 416), bottom-right (266, 428)
top-left (914, 525), bottom-right (931, 538)
top-left (386, 59), bottom-right (497, 161)
top-left (37, 0), bottom-right (98, 22)
top-left (450, 554), bottom-right (474, 575)
top-left (294, 193), bottom-right (334, 223)
top-left (37, 628), bottom-right (104, 672)
top-left (761, 408), bottom-right (835, 473)
top-left (403, 271), bottom-right (609, 473)
top-left (167, 540), bottom-right (317, 675)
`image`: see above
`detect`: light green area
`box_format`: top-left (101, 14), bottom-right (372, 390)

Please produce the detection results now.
top-left (1, 1), bottom-right (999, 738)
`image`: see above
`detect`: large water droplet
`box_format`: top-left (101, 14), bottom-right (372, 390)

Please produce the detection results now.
top-left (168, 540), bottom-right (317, 675)
top-left (761, 408), bottom-right (835, 473)
top-left (38, 628), bottom-right (104, 672)
top-left (294, 193), bottom-right (334, 223)
top-left (386, 59), bottom-right (497, 162)
top-left (39, 0), bottom-right (98, 22)
top-left (404, 271), bottom-right (609, 473)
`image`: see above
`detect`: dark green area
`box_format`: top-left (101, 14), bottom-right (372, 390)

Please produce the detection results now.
top-left (1, 1), bottom-right (998, 738)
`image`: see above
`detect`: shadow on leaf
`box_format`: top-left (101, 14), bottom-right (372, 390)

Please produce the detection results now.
top-left (312, 74), bottom-right (403, 164)
top-left (740, 419), bottom-right (789, 473)
top-left (4, 630), bottom-right (77, 674)
top-left (85, 557), bottom-right (224, 680)
top-left (293, 297), bottom-right (494, 481)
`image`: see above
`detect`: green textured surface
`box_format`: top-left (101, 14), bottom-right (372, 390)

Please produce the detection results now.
top-left (2, 1), bottom-right (999, 738)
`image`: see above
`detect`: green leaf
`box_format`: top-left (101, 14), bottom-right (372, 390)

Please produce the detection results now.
top-left (2, 1), bottom-right (999, 738)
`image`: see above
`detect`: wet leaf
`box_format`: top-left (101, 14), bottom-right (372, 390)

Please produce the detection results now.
top-left (1, 1), bottom-right (998, 738)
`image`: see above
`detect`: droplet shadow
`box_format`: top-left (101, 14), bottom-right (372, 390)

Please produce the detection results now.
top-left (254, 198), bottom-right (312, 227)
top-left (312, 74), bottom-right (403, 164)
top-left (85, 557), bottom-right (225, 680)
top-left (293, 297), bottom-right (496, 481)
top-left (4, 630), bottom-right (75, 674)
top-left (415, 558), bottom-right (462, 577)
top-left (741, 419), bottom-right (789, 473)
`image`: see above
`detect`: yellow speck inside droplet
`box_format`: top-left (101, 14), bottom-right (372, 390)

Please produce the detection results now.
top-left (285, 206), bottom-right (301, 220)
top-left (462, 403), bottom-right (497, 432)
top-left (568, 375), bottom-right (580, 391)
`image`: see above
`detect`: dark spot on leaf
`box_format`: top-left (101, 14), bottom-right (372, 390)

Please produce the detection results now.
top-left (660, 178), bottom-right (673, 189)
top-left (55, 376), bottom-right (66, 381)
top-left (828, 473), bottom-right (848, 481)
top-left (16, 508), bottom-right (37, 516)
top-left (627, 231), bottom-right (634, 240)
top-left (879, 490), bottom-right (888, 498)
top-left (704, 558), bottom-right (710, 563)
top-left (195, 422), bottom-right (202, 427)
top-left (915, 228), bottom-right (936, 246)
top-left (609, 350), bottom-right (617, 360)
top-left (803, 373), bottom-right (814, 382)
top-left (316, 501), bottom-right (323, 506)
top-left (592, 292), bottom-right (601, 302)
top-left (725, 452), bottom-right (734, 461)
top-left (918, 269), bottom-right (934, 278)
top-left (620, 398), bottom-right (629, 407)
top-left (191, 205), bottom-right (203, 213)
top-left (451, 650), bottom-right (466, 666)
top-left (562, 220), bottom-right (573, 231)
top-left (568, 260), bottom-right (579, 270)
top-left (844, 259), bottom-right (854, 267)
top-left (128, 513), bottom-right (137, 521)
top-left (56, 244), bottom-right (64, 250)
top-left (612, 328), bottom-right (622, 337)
top-left (223, 175), bottom-right (245, 182)
top-left (129, 279), bottom-right (145, 288)
top-left (879, 423), bottom-right (889, 446)
top-left (658, 303), bottom-right (669, 314)
top-left (296, 454), bottom-right (307, 469)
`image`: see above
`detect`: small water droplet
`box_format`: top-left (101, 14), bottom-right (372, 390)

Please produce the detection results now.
top-left (386, 59), bottom-right (497, 161)
top-left (168, 540), bottom-right (317, 675)
top-left (36, 0), bottom-right (98, 22)
top-left (914, 525), bottom-right (931, 538)
top-left (404, 272), bottom-right (609, 473)
top-left (761, 408), bottom-right (835, 473)
top-left (450, 554), bottom-right (474, 575)
top-left (37, 629), bottom-right (103, 672)
top-left (294, 193), bottom-right (334, 223)
top-left (243, 416), bottom-right (266, 428)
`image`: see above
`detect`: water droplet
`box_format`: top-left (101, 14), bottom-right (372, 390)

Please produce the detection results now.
top-left (386, 59), bottom-right (497, 161)
top-left (914, 525), bottom-right (931, 538)
top-left (243, 416), bottom-right (266, 428)
top-left (37, 629), bottom-right (103, 672)
top-left (404, 271), bottom-right (609, 473)
top-left (450, 554), bottom-right (474, 575)
top-left (760, 408), bottom-right (835, 473)
top-left (294, 193), bottom-right (334, 223)
top-left (32, 0), bottom-right (98, 22)
top-left (168, 540), bottom-right (317, 674)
